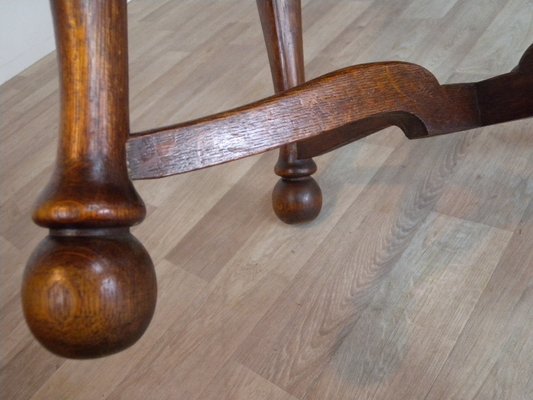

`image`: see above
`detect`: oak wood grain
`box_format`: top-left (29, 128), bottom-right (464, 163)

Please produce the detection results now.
top-left (126, 47), bottom-right (531, 179)
top-left (257, 0), bottom-right (322, 224)
top-left (126, 62), bottom-right (481, 178)
top-left (21, 0), bottom-right (157, 359)
top-left (1, 0), bottom-right (532, 398)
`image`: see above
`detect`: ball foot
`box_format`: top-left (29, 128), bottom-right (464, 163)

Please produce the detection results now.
top-left (22, 230), bottom-right (157, 359)
top-left (272, 177), bottom-right (322, 224)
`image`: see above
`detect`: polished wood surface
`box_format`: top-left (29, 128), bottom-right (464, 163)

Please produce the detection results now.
top-left (257, 0), bottom-right (322, 224)
top-left (126, 57), bottom-right (532, 178)
top-left (1, 0), bottom-right (532, 398)
top-left (23, 231), bottom-right (156, 358)
top-left (21, 0), bottom-right (157, 358)
top-left (35, 0), bottom-right (145, 228)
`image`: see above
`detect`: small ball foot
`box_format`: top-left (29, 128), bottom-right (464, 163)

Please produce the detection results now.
top-left (21, 230), bottom-right (157, 359)
top-left (272, 177), bottom-right (322, 224)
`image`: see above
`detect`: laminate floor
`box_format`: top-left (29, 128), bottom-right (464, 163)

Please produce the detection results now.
top-left (1, 0), bottom-right (532, 399)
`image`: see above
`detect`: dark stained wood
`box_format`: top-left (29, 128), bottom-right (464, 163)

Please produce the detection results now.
top-left (256, 0), bottom-right (322, 224)
top-left (301, 45), bottom-right (533, 159)
top-left (126, 62), bottom-right (477, 178)
top-left (22, 0), bottom-right (157, 359)
top-left (271, 177), bottom-right (322, 224)
top-left (127, 47), bottom-right (532, 179)
top-left (33, 0), bottom-right (145, 228)
top-left (21, 0), bottom-right (532, 362)
top-left (256, 0), bottom-right (304, 93)
top-left (23, 230), bottom-right (157, 359)
top-left (477, 44), bottom-right (533, 126)
top-left (514, 43), bottom-right (533, 72)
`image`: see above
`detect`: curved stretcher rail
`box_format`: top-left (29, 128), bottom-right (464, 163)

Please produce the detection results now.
top-left (127, 47), bottom-right (532, 180)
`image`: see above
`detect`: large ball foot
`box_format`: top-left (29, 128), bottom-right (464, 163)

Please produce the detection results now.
top-left (272, 177), bottom-right (322, 224)
top-left (21, 230), bottom-right (157, 359)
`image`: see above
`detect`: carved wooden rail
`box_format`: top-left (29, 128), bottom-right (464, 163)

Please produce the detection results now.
top-left (127, 63), bottom-right (473, 178)
top-left (127, 56), bottom-right (532, 179)
top-left (21, 0), bottom-right (533, 360)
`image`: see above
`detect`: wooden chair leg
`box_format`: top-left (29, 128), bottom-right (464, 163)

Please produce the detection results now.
top-left (256, 0), bottom-right (322, 224)
top-left (22, 0), bottom-right (532, 361)
top-left (21, 0), bottom-right (157, 359)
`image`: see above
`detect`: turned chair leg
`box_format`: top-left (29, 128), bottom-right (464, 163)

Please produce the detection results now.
top-left (257, 0), bottom-right (322, 224)
top-left (22, 0), bottom-right (532, 361)
top-left (22, 0), bottom-right (156, 359)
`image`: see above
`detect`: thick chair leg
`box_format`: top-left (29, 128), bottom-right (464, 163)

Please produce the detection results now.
top-left (22, 0), bottom-right (157, 359)
top-left (23, 0), bottom-right (532, 360)
top-left (257, 0), bottom-right (322, 224)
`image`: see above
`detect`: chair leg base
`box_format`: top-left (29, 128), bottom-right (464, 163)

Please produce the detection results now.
top-left (272, 177), bottom-right (322, 224)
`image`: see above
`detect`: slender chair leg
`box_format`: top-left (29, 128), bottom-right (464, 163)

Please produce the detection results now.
top-left (257, 0), bottom-right (322, 224)
top-left (22, 0), bottom-right (157, 359)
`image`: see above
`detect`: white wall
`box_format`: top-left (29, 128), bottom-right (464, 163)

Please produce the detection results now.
top-left (0, 0), bottom-right (132, 85)
top-left (0, 0), bottom-right (55, 85)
